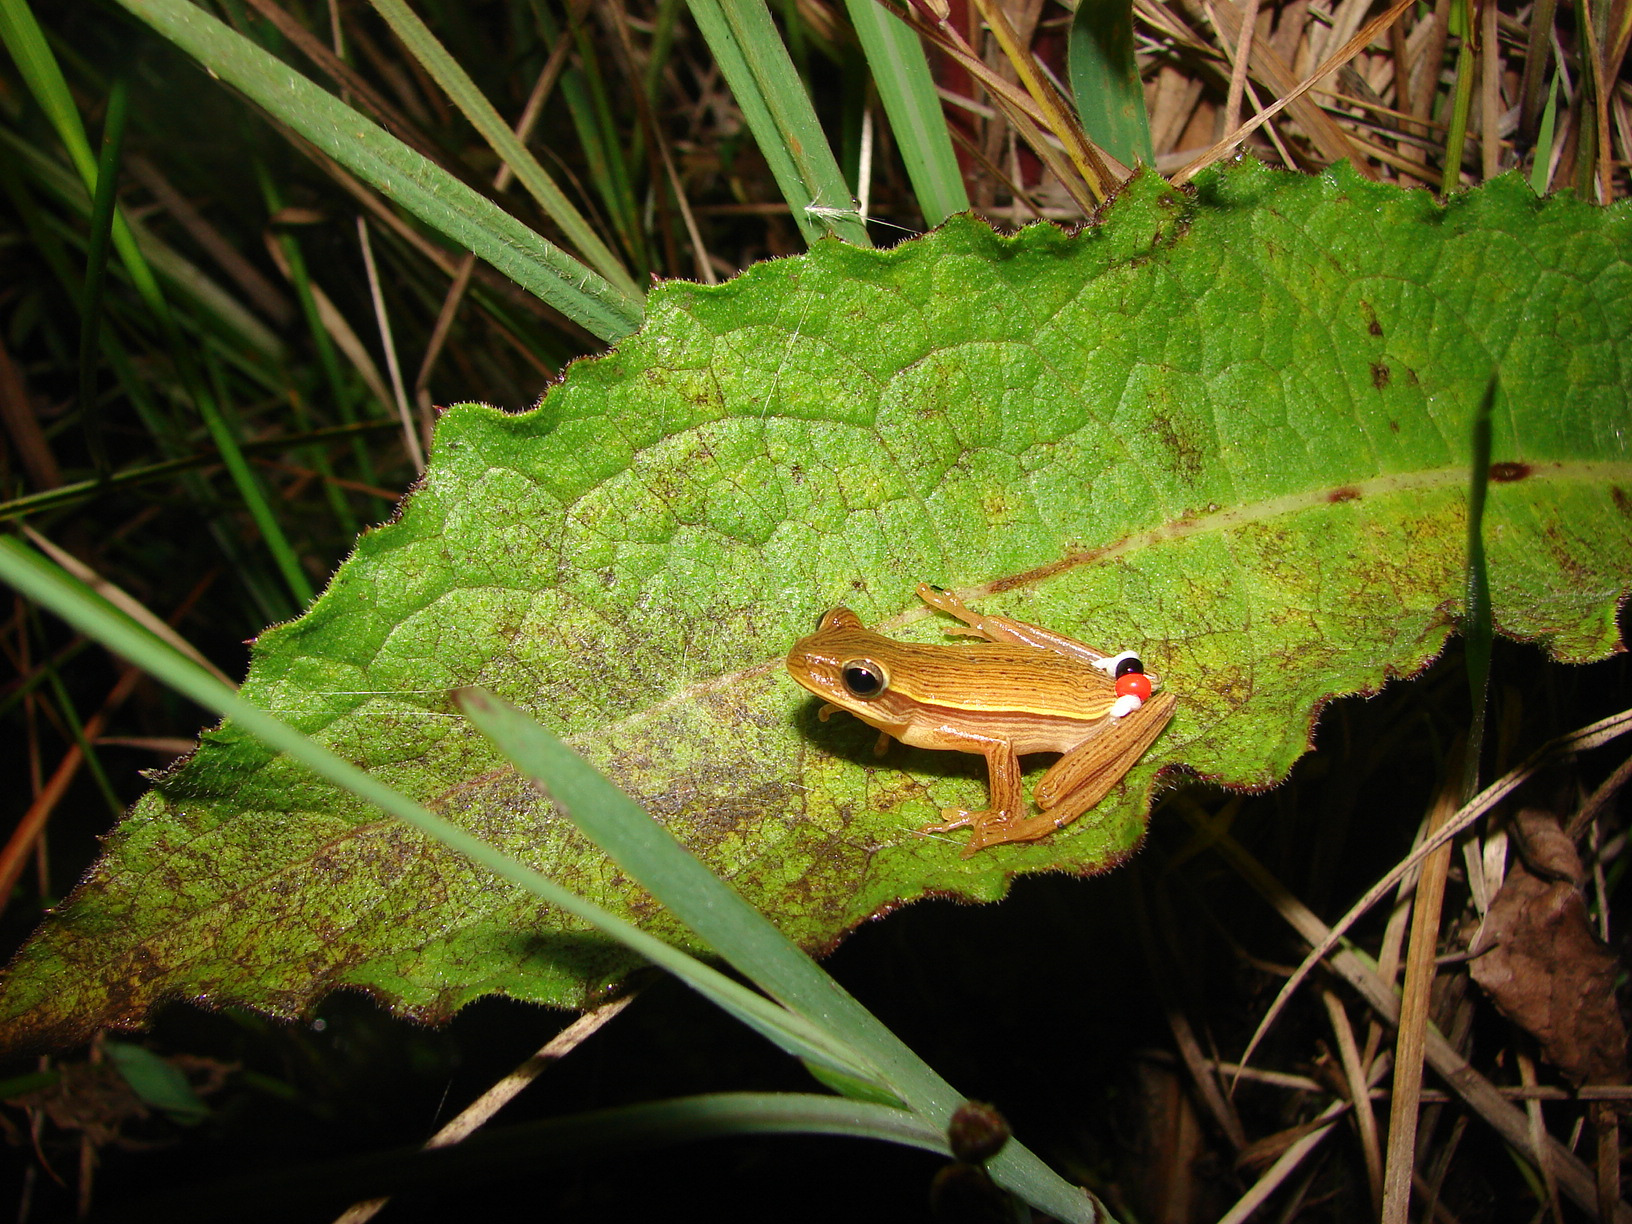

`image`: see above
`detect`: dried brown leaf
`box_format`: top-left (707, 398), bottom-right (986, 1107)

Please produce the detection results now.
top-left (1471, 862), bottom-right (1628, 1086)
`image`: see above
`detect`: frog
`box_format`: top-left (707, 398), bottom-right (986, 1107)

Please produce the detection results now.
top-left (785, 583), bottom-right (1176, 856)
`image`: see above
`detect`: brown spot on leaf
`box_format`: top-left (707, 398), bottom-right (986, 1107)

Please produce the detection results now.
top-left (1370, 362), bottom-right (1390, 389)
top-left (1328, 487), bottom-right (1361, 503)
top-left (1360, 299), bottom-right (1383, 337)
top-left (1489, 462), bottom-right (1531, 482)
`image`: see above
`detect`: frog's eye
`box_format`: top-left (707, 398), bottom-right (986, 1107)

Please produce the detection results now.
top-left (1113, 655), bottom-right (1144, 678)
top-left (840, 658), bottom-right (889, 699)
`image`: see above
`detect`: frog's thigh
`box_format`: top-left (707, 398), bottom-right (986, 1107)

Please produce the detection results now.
top-left (1034, 691), bottom-right (1177, 822)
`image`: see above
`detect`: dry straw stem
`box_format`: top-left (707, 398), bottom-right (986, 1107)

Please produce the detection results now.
top-left (414, 21), bottom-right (577, 406)
top-left (966, 0), bottom-right (1116, 200)
top-left (332, 993), bottom-right (637, 1224)
top-left (1173, 0), bottom-right (1418, 184)
top-left (897, 0), bottom-right (1125, 209)
top-left (0, 542), bottom-right (224, 908)
top-left (1380, 753), bottom-right (1462, 1224)
top-left (1190, 0), bottom-right (1375, 173)
top-left (355, 218), bottom-right (425, 471)
top-left (1322, 987), bottom-right (1384, 1212)
top-left (0, 667), bottom-right (145, 906)
top-left (1219, 1052), bottom-right (1391, 1224)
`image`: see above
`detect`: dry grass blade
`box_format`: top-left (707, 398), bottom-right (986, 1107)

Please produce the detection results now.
top-left (126, 156), bottom-right (293, 326)
top-left (1567, 750), bottom-right (1632, 840)
top-left (355, 218), bottom-right (425, 471)
top-left (1220, 0), bottom-right (1260, 136)
top-left (967, 0), bottom-right (1113, 202)
top-left (1169, 1006), bottom-right (1249, 1149)
top-left (414, 24), bottom-right (575, 400)
top-left (1201, 0), bottom-right (1371, 171)
top-left (898, 3), bottom-right (1105, 208)
top-left (333, 993), bottom-right (637, 1224)
top-left (1174, 0), bottom-right (1418, 184)
top-left (0, 668), bottom-right (146, 908)
top-left (1381, 754), bottom-right (1462, 1224)
top-left (1323, 988), bottom-right (1384, 1212)
top-left (240, 0), bottom-right (445, 169)
top-left (261, 232), bottom-right (394, 413)
top-left (1218, 1091), bottom-right (1363, 1224)
top-left (1517, 1049), bottom-right (1565, 1223)
top-left (0, 336), bottom-right (60, 491)
top-left (22, 527), bottom-right (230, 683)
top-left (1597, 1102), bottom-right (1623, 1223)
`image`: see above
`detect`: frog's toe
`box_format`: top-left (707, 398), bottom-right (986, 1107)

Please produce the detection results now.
top-left (961, 820), bottom-right (1020, 855)
top-left (920, 808), bottom-right (977, 834)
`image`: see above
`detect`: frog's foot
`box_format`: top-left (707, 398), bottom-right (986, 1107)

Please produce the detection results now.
top-left (959, 813), bottom-right (1067, 856)
top-left (921, 806), bottom-right (1022, 834)
top-left (920, 807), bottom-right (981, 835)
top-left (921, 808), bottom-right (1036, 855)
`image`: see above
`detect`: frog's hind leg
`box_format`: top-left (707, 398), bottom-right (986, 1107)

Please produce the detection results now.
top-left (963, 691), bottom-right (1177, 854)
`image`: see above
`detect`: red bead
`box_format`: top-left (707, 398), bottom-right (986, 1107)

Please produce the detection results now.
top-left (1116, 672), bottom-right (1152, 701)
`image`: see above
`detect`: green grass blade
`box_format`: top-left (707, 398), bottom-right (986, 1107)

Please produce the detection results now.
top-left (455, 689), bottom-right (1100, 1224)
top-left (843, 0), bottom-right (968, 226)
top-left (367, 0), bottom-right (642, 301)
top-left (0, 538), bottom-right (875, 1087)
top-left (1442, 0), bottom-right (1476, 191)
top-left (30, 641), bottom-right (123, 819)
top-left (78, 73), bottom-right (126, 475)
top-left (566, 13), bottom-right (645, 269)
top-left (198, 350), bottom-right (316, 607)
top-left (107, 0), bottom-right (643, 342)
top-left (0, 0), bottom-right (177, 335)
top-left (1530, 71), bottom-right (1561, 195)
top-left (1461, 377), bottom-right (1496, 799)
top-left (685, 0), bottom-right (872, 246)
top-left (0, 420), bottom-right (397, 525)
top-left (149, 1094), bottom-right (946, 1217)
top-left (0, 0), bottom-right (98, 182)
top-left (1067, 0), bottom-right (1154, 168)
top-left (527, 0), bottom-right (646, 273)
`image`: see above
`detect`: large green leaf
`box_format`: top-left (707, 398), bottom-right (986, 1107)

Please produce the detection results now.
top-left (4, 162), bottom-right (1629, 1049)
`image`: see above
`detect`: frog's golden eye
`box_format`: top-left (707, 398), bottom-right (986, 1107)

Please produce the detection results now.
top-left (840, 658), bottom-right (889, 700)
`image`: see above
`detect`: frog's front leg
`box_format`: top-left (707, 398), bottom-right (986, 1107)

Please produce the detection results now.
top-left (964, 690), bottom-right (1178, 853)
top-left (917, 738), bottom-right (1025, 850)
